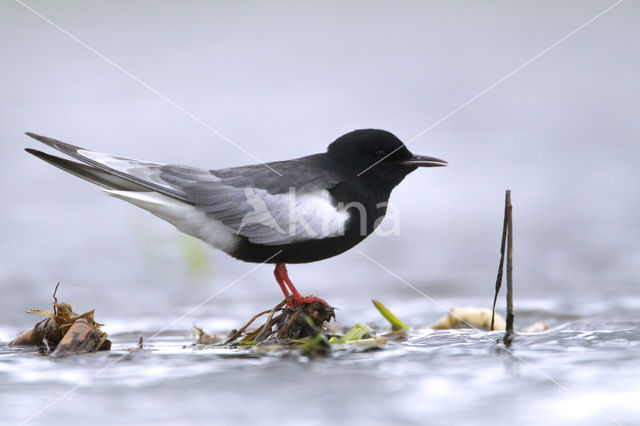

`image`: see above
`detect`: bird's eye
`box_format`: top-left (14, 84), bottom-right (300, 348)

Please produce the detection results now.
top-left (374, 149), bottom-right (387, 159)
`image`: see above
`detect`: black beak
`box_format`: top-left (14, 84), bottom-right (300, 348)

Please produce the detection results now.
top-left (397, 155), bottom-right (448, 167)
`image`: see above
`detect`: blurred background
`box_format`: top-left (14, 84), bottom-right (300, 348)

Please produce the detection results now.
top-left (1, 0), bottom-right (638, 329)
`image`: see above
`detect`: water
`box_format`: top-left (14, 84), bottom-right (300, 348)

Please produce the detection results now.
top-left (1, 1), bottom-right (639, 425)
top-left (2, 306), bottom-right (639, 425)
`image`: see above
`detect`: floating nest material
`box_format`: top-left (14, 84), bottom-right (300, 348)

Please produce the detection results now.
top-left (9, 283), bottom-right (111, 356)
top-left (224, 296), bottom-right (336, 345)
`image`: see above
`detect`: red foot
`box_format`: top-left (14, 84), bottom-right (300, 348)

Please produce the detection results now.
top-left (273, 263), bottom-right (329, 307)
top-left (292, 294), bottom-right (328, 307)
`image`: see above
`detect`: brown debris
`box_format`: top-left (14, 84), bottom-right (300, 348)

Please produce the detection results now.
top-left (194, 327), bottom-right (222, 345)
top-left (221, 296), bottom-right (335, 346)
top-left (9, 283), bottom-right (111, 356)
top-left (51, 318), bottom-right (101, 357)
top-left (10, 317), bottom-right (64, 348)
top-left (273, 301), bottom-right (334, 341)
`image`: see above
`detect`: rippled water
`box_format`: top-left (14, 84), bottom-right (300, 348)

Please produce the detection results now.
top-left (2, 298), bottom-right (639, 426)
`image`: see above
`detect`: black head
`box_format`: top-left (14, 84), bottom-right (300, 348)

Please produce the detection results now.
top-left (327, 129), bottom-right (446, 190)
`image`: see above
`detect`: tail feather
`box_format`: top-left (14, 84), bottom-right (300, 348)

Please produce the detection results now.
top-left (25, 132), bottom-right (190, 202)
top-left (25, 148), bottom-right (149, 191)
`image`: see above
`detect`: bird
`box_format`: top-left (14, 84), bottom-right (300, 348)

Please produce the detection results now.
top-left (25, 129), bottom-right (446, 306)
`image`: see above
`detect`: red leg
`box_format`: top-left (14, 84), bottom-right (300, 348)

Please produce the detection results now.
top-left (274, 263), bottom-right (328, 306)
top-left (273, 265), bottom-right (290, 299)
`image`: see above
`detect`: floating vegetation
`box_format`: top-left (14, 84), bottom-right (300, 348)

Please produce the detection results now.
top-left (192, 291), bottom-right (548, 356)
top-left (223, 296), bottom-right (335, 345)
top-left (9, 283), bottom-right (111, 356)
top-left (372, 299), bottom-right (409, 331)
top-left (433, 307), bottom-right (506, 331)
top-left (192, 298), bottom-right (417, 355)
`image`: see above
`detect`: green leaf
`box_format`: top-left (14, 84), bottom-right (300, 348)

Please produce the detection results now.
top-left (343, 323), bottom-right (374, 341)
top-left (236, 340), bottom-right (257, 346)
top-left (372, 300), bottom-right (409, 331)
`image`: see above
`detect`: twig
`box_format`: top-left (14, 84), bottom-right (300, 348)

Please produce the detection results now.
top-left (504, 190), bottom-right (515, 342)
top-left (276, 305), bottom-right (305, 339)
top-left (240, 312), bottom-right (285, 342)
top-left (226, 296), bottom-right (292, 344)
top-left (224, 309), bottom-right (271, 344)
top-left (491, 193), bottom-right (509, 331)
top-left (491, 189), bottom-right (516, 345)
top-left (255, 301), bottom-right (287, 342)
top-left (52, 282), bottom-right (61, 316)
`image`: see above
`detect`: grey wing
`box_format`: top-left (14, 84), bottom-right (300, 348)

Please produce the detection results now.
top-left (160, 162), bottom-right (350, 245)
top-left (26, 132), bottom-right (349, 246)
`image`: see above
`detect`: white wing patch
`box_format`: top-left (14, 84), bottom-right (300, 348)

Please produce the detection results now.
top-left (236, 187), bottom-right (286, 236)
top-left (239, 188), bottom-right (350, 245)
top-left (105, 190), bottom-right (240, 252)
